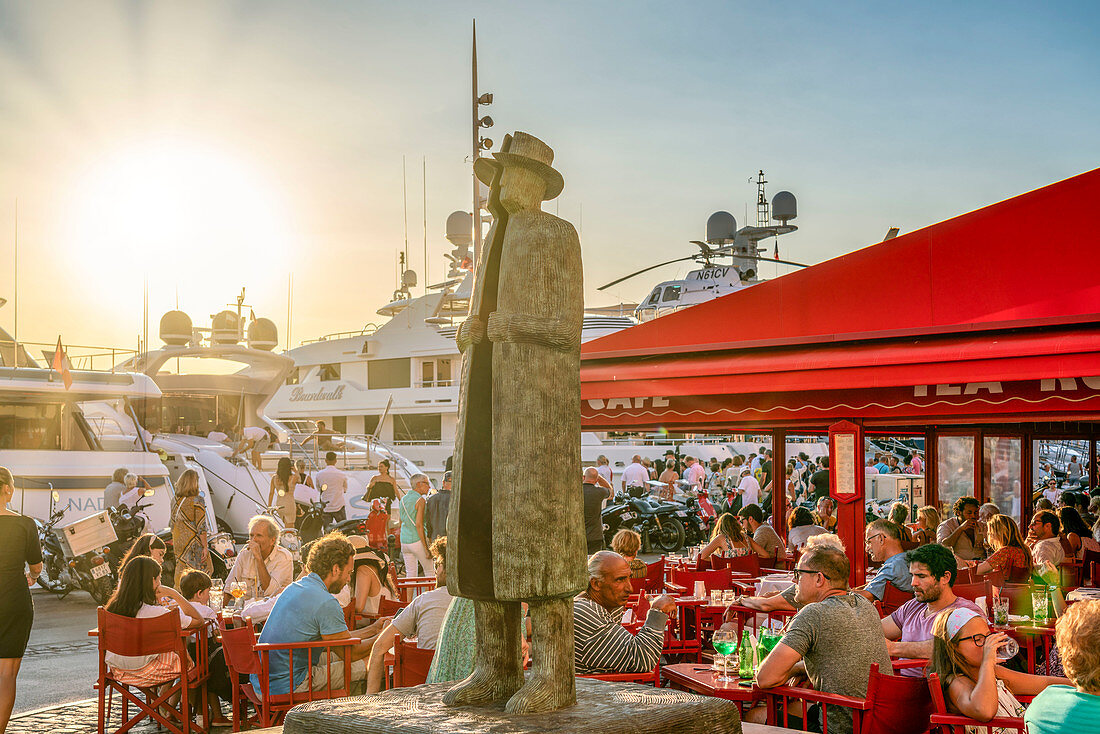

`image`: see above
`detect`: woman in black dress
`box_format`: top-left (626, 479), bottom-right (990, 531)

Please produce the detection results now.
top-left (0, 466), bottom-right (43, 733)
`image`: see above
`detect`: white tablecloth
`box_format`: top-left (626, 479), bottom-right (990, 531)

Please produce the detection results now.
top-left (757, 573), bottom-right (794, 596)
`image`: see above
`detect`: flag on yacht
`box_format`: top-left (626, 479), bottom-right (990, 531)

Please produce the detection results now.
top-left (51, 336), bottom-right (73, 389)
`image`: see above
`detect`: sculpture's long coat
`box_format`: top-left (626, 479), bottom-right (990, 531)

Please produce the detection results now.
top-left (447, 208), bottom-right (587, 601)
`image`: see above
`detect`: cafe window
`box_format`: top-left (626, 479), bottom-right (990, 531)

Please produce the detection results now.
top-left (319, 363), bottom-right (341, 382)
top-left (368, 358), bottom-right (411, 389)
top-left (937, 435), bottom-right (975, 514)
top-left (982, 436), bottom-right (1022, 526)
top-left (393, 413), bottom-right (441, 444)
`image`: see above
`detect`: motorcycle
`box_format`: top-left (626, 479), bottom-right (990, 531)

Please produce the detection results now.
top-left (34, 491), bottom-right (73, 598)
top-left (602, 485), bottom-right (688, 553)
top-left (294, 499), bottom-right (327, 546)
top-left (679, 485), bottom-right (717, 546)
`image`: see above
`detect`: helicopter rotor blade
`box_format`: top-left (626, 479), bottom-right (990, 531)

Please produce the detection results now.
top-left (735, 253), bottom-right (811, 268)
top-left (596, 255), bottom-right (697, 291)
top-left (688, 240), bottom-right (715, 257)
top-left (706, 250), bottom-right (811, 268)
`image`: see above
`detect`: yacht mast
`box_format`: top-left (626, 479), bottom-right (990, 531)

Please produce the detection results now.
top-left (471, 21), bottom-right (494, 270)
top-left (471, 22), bottom-right (481, 269)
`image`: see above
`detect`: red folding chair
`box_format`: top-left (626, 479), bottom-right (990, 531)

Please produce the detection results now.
top-left (953, 566), bottom-right (975, 585)
top-left (1059, 559), bottom-right (1082, 589)
top-left (926, 673), bottom-right (1024, 734)
top-left (396, 576), bottom-right (437, 602)
top-left (392, 635), bottom-right (435, 688)
top-left (991, 583), bottom-right (1032, 616)
top-left (764, 663), bottom-right (932, 734)
top-left (95, 607), bottom-right (209, 734)
top-left (643, 557), bottom-right (665, 592)
top-left (950, 581), bottom-right (990, 605)
top-left (1082, 547), bottom-right (1100, 586)
top-left (219, 621), bottom-right (361, 729)
top-left (878, 583), bottom-right (913, 618)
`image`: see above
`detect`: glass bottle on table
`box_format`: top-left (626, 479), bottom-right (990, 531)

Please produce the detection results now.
top-left (738, 629), bottom-right (754, 679)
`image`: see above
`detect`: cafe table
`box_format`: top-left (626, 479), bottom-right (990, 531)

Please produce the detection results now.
top-left (991, 619), bottom-right (1056, 674)
top-left (661, 662), bottom-right (763, 711)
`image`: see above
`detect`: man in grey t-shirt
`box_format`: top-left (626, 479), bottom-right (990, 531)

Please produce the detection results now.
top-left (738, 503), bottom-right (786, 562)
top-left (750, 545), bottom-right (892, 734)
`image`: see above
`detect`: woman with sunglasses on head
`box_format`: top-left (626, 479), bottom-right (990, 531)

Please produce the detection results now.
top-left (929, 607), bottom-right (1067, 729)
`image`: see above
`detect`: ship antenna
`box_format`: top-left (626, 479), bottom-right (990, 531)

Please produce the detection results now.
top-left (755, 169), bottom-right (769, 226)
top-left (403, 155), bottom-right (409, 273)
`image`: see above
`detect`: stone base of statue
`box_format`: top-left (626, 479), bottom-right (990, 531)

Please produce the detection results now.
top-left (283, 678), bottom-right (741, 734)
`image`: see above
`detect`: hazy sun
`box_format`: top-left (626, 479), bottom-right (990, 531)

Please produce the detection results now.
top-left (61, 137), bottom-right (293, 297)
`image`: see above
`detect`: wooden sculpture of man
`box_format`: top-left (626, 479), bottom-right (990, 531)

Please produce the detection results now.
top-left (445, 131), bottom-right (587, 714)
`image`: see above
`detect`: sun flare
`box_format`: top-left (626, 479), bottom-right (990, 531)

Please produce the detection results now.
top-left (60, 137), bottom-right (294, 303)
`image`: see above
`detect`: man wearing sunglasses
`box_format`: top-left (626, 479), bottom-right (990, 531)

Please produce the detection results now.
top-left (748, 545), bottom-right (891, 734)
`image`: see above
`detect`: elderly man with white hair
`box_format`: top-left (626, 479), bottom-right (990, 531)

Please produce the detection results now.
top-left (222, 515), bottom-right (295, 604)
top-left (573, 551), bottom-right (676, 675)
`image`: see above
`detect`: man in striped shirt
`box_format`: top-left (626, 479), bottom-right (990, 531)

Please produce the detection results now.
top-left (573, 551), bottom-right (675, 675)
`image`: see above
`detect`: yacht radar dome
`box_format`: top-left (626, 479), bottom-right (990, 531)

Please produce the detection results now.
top-left (771, 191), bottom-right (797, 223)
top-left (706, 212), bottom-right (737, 244)
top-left (211, 310), bottom-right (241, 345)
top-left (247, 318), bottom-right (278, 351)
top-left (402, 270), bottom-right (417, 289)
top-left (446, 211), bottom-right (473, 246)
top-left (159, 311), bottom-right (193, 346)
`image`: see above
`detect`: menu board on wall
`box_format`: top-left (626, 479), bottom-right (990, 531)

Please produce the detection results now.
top-left (832, 431), bottom-right (858, 502)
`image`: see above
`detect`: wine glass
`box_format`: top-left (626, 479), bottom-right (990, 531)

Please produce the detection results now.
top-left (712, 630), bottom-right (737, 682)
top-left (229, 581), bottom-right (247, 611)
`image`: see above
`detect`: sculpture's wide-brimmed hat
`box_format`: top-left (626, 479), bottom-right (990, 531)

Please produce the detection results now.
top-left (473, 131), bottom-right (565, 201)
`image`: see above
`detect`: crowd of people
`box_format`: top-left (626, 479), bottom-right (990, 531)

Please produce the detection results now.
top-left (7, 442), bottom-right (1100, 733)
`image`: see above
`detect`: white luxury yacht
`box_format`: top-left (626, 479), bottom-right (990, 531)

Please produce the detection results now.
top-left (0, 326), bottom-right (179, 530)
top-left (265, 202), bottom-right (818, 482)
top-left (115, 298), bottom-right (419, 537)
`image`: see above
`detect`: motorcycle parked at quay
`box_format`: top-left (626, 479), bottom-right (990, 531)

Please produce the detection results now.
top-left (34, 491), bottom-right (73, 599)
top-left (602, 485), bottom-right (689, 553)
top-left (678, 483), bottom-right (718, 545)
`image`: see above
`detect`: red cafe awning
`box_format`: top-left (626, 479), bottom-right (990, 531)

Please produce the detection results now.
top-left (581, 167), bottom-right (1100, 431)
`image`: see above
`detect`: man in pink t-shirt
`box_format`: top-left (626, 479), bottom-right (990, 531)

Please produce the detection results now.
top-left (881, 543), bottom-right (981, 677)
top-left (683, 456), bottom-right (706, 491)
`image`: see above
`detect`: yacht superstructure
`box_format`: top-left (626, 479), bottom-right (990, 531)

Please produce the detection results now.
top-left (0, 327), bottom-right (178, 529)
top-left (116, 299), bottom-right (419, 535)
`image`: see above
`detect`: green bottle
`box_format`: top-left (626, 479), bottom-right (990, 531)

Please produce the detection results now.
top-left (738, 630), bottom-right (754, 679)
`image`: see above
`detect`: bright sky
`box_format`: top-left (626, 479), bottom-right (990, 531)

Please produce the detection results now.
top-left (0, 1), bottom-right (1097, 353)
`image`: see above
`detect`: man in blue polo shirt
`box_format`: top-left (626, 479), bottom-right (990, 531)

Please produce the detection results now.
top-left (855, 519), bottom-right (913, 602)
top-left (252, 533), bottom-right (378, 695)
